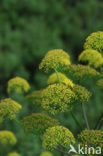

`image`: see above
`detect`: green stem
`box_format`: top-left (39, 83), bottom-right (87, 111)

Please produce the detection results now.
top-left (81, 103), bottom-right (90, 130)
top-left (71, 112), bottom-right (82, 130)
top-left (54, 69), bottom-right (61, 84)
top-left (94, 112), bottom-right (103, 129)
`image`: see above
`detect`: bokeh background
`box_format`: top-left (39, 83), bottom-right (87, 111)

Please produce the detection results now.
top-left (0, 0), bottom-right (103, 155)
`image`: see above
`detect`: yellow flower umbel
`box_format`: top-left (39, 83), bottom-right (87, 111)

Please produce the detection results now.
top-left (72, 84), bottom-right (91, 104)
top-left (41, 84), bottom-right (77, 115)
top-left (0, 131), bottom-right (17, 146)
top-left (84, 31), bottom-right (103, 53)
top-left (63, 64), bottom-right (101, 81)
top-left (7, 77), bottom-right (30, 94)
top-left (22, 113), bottom-right (60, 134)
top-left (97, 79), bottom-right (103, 90)
top-left (0, 98), bottom-right (22, 122)
top-left (42, 126), bottom-right (75, 151)
top-left (7, 152), bottom-right (21, 156)
top-left (26, 90), bottom-right (42, 106)
top-left (40, 151), bottom-right (53, 156)
top-left (78, 130), bottom-right (103, 150)
top-left (39, 49), bottom-right (71, 73)
top-left (78, 49), bottom-right (103, 68)
top-left (47, 72), bottom-right (74, 87)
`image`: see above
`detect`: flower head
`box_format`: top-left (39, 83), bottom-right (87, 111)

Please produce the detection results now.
top-left (42, 126), bottom-right (75, 151)
top-left (7, 77), bottom-right (30, 94)
top-left (40, 151), bottom-right (53, 156)
top-left (7, 152), bottom-right (21, 156)
top-left (0, 98), bottom-right (22, 123)
top-left (26, 90), bottom-right (42, 106)
top-left (84, 31), bottom-right (103, 53)
top-left (39, 49), bottom-right (71, 73)
top-left (47, 72), bottom-right (74, 87)
top-left (21, 113), bottom-right (60, 134)
top-left (78, 49), bottom-right (103, 68)
top-left (97, 79), bottom-right (103, 90)
top-left (0, 131), bottom-right (17, 146)
top-left (78, 130), bottom-right (103, 149)
top-left (72, 84), bottom-right (91, 104)
top-left (41, 84), bottom-right (77, 115)
top-left (63, 64), bottom-right (101, 81)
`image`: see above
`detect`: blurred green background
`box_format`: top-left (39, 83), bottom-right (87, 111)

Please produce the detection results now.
top-left (0, 0), bottom-right (103, 155)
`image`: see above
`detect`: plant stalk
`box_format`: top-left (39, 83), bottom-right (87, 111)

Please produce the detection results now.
top-left (54, 69), bottom-right (61, 84)
top-left (94, 112), bottom-right (103, 129)
top-left (71, 112), bottom-right (82, 130)
top-left (81, 103), bottom-right (90, 130)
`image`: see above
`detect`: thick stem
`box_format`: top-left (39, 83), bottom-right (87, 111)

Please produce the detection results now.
top-left (71, 112), bottom-right (82, 130)
top-left (54, 69), bottom-right (61, 84)
top-left (94, 112), bottom-right (103, 129)
top-left (81, 103), bottom-right (90, 130)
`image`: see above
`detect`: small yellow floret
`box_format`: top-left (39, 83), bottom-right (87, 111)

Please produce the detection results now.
top-left (84, 31), bottom-right (103, 53)
top-left (39, 49), bottom-right (71, 73)
top-left (0, 98), bottom-right (22, 122)
top-left (0, 131), bottom-right (17, 145)
top-left (47, 72), bottom-right (74, 87)
top-left (78, 49), bottom-right (103, 68)
top-left (42, 126), bottom-right (75, 151)
top-left (41, 84), bottom-right (77, 115)
top-left (40, 151), bottom-right (53, 156)
top-left (7, 152), bottom-right (21, 156)
top-left (7, 77), bottom-right (30, 94)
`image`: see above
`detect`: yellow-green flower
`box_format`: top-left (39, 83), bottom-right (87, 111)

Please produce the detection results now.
top-left (40, 151), bottom-right (53, 156)
top-left (72, 84), bottom-right (91, 104)
top-left (0, 131), bottom-right (17, 146)
top-left (0, 98), bottom-right (22, 123)
top-left (63, 64), bottom-right (101, 81)
top-left (47, 72), bottom-right (74, 87)
top-left (42, 126), bottom-right (75, 151)
top-left (97, 79), bottom-right (103, 90)
top-left (78, 130), bottom-right (103, 150)
top-left (39, 49), bottom-right (71, 73)
top-left (7, 152), bottom-right (21, 156)
top-left (7, 77), bottom-right (30, 94)
top-left (21, 113), bottom-right (60, 134)
top-left (78, 49), bottom-right (103, 68)
top-left (41, 84), bottom-right (77, 115)
top-left (26, 90), bottom-right (42, 106)
top-left (84, 31), bottom-right (103, 53)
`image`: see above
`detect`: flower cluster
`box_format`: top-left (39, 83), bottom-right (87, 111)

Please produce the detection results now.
top-left (0, 131), bottom-right (17, 146)
top-left (84, 31), bottom-right (103, 53)
top-left (47, 72), bottom-right (74, 87)
top-left (22, 113), bottom-right (60, 134)
top-left (0, 98), bottom-right (22, 123)
top-left (41, 83), bottom-right (77, 115)
top-left (7, 77), bottom-right (30, 94)
top-left (26, 90), bottom-right (42, 106)
top-left (78, 130), bottom-right (103, 149)
top-left (40, 151), bottom-right (53, 156)
top-left (97, 79), bottom-right (103, 90)
top-left (39, 49), bottom-right (71, 73)
top-left (63, 64), bottom-right (101, 81)
top-left (7, 152), bottom-right (21, 156)
top-left (72, 84), bottom-right (91, 104)
top-left (78, 49), bottom-right (103, 68)
top-left (42, 126), bottom-right (75, 151)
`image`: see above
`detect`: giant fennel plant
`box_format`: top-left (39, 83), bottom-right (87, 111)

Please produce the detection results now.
top-left (0, 31), bottom-right (103, 156)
